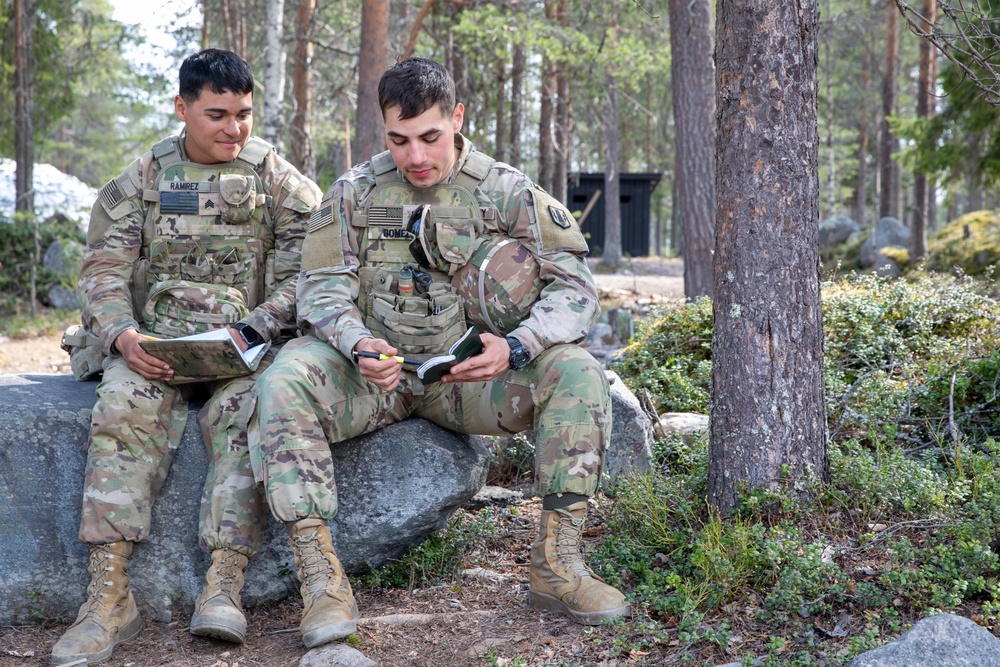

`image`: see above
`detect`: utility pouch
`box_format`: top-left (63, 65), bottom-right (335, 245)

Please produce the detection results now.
top-left (142, 280), bottom-right (250, 338)
top-left (419, 207), bottom-right (483, 275)
top-left (219, 173), bottom-right (257, 224)
top-left (60, 324), bottom-right (104, 381)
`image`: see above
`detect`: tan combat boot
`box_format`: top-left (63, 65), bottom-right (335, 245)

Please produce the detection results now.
top-left (190, 548), bottom-right (249, 643)
top-left (51, 541), bottom-right (142, 665)
top-left (529, 500), bottom-right (631, 625)
top-left (288, 518), bottom-right (360, 648)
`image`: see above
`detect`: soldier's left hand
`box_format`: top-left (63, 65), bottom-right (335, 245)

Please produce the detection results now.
top-left (443, 332), bottom-right (510, 383)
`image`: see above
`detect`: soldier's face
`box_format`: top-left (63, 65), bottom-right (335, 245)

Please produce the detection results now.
top-left (383, 103), bottom-right (464, 188)
top-left (174, 88), bottom-right (253, 164)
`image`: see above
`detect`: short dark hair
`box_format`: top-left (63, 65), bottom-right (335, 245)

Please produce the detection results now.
top-left (178, 48), bottom-right (255, 103)
top-left (378, 57), bottom-right (456, 120)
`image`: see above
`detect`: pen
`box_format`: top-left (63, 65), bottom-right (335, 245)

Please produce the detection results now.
top-left (352, 350), bottom-right (422, 365)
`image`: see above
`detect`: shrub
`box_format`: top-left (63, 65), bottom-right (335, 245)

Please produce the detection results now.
top-left (0, 214), bottom-right (86, 314)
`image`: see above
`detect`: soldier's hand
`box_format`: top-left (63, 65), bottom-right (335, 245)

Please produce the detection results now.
top-left (354, 338), bottom-right (402, 392)
top-left (444, 332), bottom-right (510, 383)
top-left (114, 329), bottom-right (175, 382)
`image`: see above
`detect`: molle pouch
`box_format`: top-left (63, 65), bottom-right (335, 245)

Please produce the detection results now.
top-left (219, 173), bottom-right (257, 224)
top-left (370, 291), bottom-right (467, 357)
top-left (142, 280), bottom-right (250, 338)
top-left (61, 324), bottom-right (104, 382)
top-left (422, 207), bottom-right (483, 275)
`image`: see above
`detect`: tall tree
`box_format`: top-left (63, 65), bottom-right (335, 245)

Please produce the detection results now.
top-left (290, 0), bottom-right (316, 178)
top-left (537, 0), bottom-right (557, 193)
top-left (879, 0), bottom-right (899, 219)
top-left (263, 0), bottom-right (286, 152)
top-left (709, 0), bottom-right (828, 514)
top-left (220, 0), bottom-right (247, 57)
top-left (13, 0), bottom-right (34, 216)
top-left (353, 0), bottom-right (388, 163)
top-left (669, 0), bottom-right (716, 300)
top-left (552, 0), bottom-right (571, 204)
top-left (601, 68), bottom-right (622, 269)
top-left (508, 42), bottom-right (525, 171)
top-left (910, 0), bottom-right (936, 261)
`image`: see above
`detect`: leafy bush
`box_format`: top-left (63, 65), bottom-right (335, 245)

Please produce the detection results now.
top-left (925, 210), bottom-right (1000, 277)
top-left (0, 214), bottom-right (85, 314)
top-left (608, 297), bottom-right (713, 414)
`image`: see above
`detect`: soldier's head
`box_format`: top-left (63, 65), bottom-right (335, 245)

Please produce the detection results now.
top-left (174, 49), bottom-right (255, 165)
top-left (378, 57), bottom-right (465, 188)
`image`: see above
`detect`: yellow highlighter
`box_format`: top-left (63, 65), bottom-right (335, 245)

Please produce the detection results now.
top-left (352, 350), bottom-right (421, 366)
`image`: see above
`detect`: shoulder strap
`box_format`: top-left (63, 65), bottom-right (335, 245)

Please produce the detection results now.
top-left (455, 151), bottom-right (495, 192)
top-left (236, 137), bottom-right (274, 170)
top-left (151, 136), bottom-right (182, 168)
top-left (371, 151), bottom-right (399, 186)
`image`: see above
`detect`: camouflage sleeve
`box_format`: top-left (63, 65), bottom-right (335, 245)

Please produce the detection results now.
top-left (79, 159), bottom-right (147, 355)
top-left (240, 152), bottom-right (321, 341)
top-left (487, 168), bottom-right (600, 359)
top-left (296, 174), bottom-right (373, 358)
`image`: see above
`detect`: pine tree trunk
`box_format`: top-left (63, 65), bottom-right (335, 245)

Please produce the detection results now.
top-left (911, 0), bottom-right (936, 262)
top-left (552, 0), bottom-right (570, 204)
top-left (353, 0), bottom-right (389, 163)
top-left (14, 0), bottom-right (34, 217)
top-left (290, 0), bottom-right (316, 178)
top-left (263, 0), bottom-right (286, 152)
top-left (509, 43), bottom-right (525, 171)
top-left (709, 0), bottom-right (829, 515)
top-left (495, 59), bottom-right (507, 163)
top-left (669, 0), bottom-right (715, 300)
top-left (601, 70), bottom-right (622, 269)
top-left (878, 0), bottom-right (899, 220)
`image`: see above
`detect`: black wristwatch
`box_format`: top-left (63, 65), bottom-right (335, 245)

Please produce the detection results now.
top-left (234, 323), bottom-right (263, 347)
top-left (506, 335), bottom-right (531, 370)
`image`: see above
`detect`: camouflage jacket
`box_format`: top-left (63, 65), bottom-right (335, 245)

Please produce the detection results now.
top-left (298, 134), bottom-right (599, 361)
top-left (80, 131), bottom-right (320, 355)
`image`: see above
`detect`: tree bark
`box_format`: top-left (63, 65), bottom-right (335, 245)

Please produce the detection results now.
top-left (220, 0), bottom-right (247, 58)
top-left (290, 0), bottom-right (316, 178)
top-left (910, 0), bottom-right (936, 262)
top-left (878, 0), bottom-right (899, 220)
top-left (553, 0), bottom-right (570, 204)
top-left (855, 121), bottom-right (870, 229)
top-left (537, 0), bottom-right (557, 192)
top-left (710, 0), bottom-right (828, 515)
top-left (263, 0), bottom-right (286, 152)
top-left (494, 58), bottom-right (507, 163)
top-left (509, 42), bottom-right (525, 171)
top-left (601, 69), bottom-right (622, 269)
top-left (669, 0), bottom-right (716, 300)
top-left (14, 0), bottom-right (34, 217)
top-left (353, 0), bottom-right (389, 163)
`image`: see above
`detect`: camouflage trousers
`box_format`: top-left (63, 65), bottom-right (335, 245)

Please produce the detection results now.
top-left (248, 335), bottom-right (610, 523)
top-left (78, 348), bottom-right (279, 557)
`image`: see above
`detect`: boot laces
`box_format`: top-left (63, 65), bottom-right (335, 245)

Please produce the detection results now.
top-left (292, 530), bottom-right (343, 601)
top-left (211, 549), bottom-right (244, 600)
top-left (553, 509), bottom-right (593, 579)
top-left (80, 544), bottom-right (121, 619)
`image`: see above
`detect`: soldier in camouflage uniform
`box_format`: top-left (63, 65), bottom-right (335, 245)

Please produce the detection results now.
top-left (52, 49), bottom-right (320, 665)
top-left (249, 57), bottom-right (629, 650)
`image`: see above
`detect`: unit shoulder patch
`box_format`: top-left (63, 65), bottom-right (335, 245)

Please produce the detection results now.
top-left (531, 187), bottom-right (589, 254)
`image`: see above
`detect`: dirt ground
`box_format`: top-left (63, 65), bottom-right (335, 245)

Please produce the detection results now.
top-left (0, 258), bottom-right (684, 667)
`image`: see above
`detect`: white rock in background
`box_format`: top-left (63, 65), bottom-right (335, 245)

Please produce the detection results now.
top-left (0, 159), bottom-right (98, 227)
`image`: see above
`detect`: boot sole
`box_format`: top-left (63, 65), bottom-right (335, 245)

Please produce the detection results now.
top-left (190, 612), bottom-right (247, 644)
top-left (50, 614), bottom-right (143, 665)
top-left (529, 589), bottom-right (631, 626)
top-left (301, 600), bottom-right (360, 648)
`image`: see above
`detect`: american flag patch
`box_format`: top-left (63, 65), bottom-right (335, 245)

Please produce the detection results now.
top-left (309, 204), bottom-right (335, 232)
top-left (368, 206), bottom-right (405, 227)
top-left (100, 180), bottom-right (125, 209)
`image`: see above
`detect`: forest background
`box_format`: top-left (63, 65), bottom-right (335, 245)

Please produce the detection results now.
top-left (6, 0), bottom-right (1000, 666)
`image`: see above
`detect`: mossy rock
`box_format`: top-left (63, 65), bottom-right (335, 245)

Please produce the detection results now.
top-left (926, 210), bottom-right (1000, 277)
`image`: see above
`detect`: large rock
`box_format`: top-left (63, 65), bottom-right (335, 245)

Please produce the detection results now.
top-left (860, 216), bottom-right (910, 269)
top-left (845, 614), bottom-right (1000, 667)
top-left (602, 371), bottom-right (654, 491)
top-left (0, 373), bottom-right (488, 625)
top-left (819, 214), bottom-right (860, 252)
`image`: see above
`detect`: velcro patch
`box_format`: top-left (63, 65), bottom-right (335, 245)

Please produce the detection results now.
top-left (100, 180), bottom-right (125, 209)
top-left (160, 191), bottom-right (200, 215)
top-left (309, 204), bottom-right (335, 232)
top-left (549, 205), bottom-right (572, 229)
top-left (368, 205), bottom-right (405, 227)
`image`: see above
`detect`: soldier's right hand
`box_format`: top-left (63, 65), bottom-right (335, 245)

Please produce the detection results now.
top-left (114, 329), bottom-right (175, 382)
top-left (353, 337), bottom-right (402, 392)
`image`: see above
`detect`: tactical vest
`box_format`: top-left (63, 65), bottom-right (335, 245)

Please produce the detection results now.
top-left (354, 150), bottom-right (499, 359)
top-left (134, 136), bottom-right (276, 337)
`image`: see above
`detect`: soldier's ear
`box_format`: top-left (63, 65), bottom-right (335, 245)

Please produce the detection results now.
top-left (174, 95), bottom-right (188, 122)
top-left (452, 103), bottom-right (464, 133)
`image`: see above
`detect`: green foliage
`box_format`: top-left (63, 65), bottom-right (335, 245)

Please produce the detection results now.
top-left (0, 215), bottom-right (85, 315)
top-left (924, 210), bottom-right (1000, 277)
top-left (608, 298), bottom-right (713, 414)
top-left (359, 509), bottom-right (500, 590)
